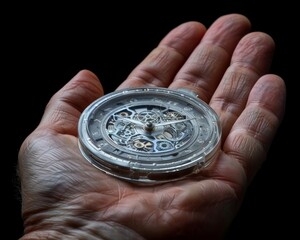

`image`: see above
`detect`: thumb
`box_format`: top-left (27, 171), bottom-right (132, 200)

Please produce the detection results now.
top-left (39, 69), bottom-right (104, 135)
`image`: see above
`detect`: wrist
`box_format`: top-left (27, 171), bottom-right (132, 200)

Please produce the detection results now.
top-left (20, 218), bottom-right (145, 240)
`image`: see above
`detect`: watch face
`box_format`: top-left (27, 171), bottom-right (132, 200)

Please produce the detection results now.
top-left (78, 87), bottom-right (221, 184)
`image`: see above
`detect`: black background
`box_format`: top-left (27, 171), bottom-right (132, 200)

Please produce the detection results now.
top-left (13, 2), bottom-right (297, 239)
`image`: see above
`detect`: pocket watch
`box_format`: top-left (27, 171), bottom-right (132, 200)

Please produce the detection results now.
top-left (78, 87), bottom-right (221, 184)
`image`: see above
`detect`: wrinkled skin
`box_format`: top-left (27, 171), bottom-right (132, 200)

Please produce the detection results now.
top-left (18, 14), bottom-right (286, 240)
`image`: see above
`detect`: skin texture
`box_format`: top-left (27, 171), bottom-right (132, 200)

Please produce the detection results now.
top-left (18, 14), bottom-right (286, 240)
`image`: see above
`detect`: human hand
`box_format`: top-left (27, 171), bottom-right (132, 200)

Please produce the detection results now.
top-left (18, 14), bottom-right (286, 240)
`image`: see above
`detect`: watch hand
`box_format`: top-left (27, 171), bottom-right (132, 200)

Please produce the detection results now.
top-left (155, 118), bottom-right (196, 126)
top-left (119, 117), bottom-right (195, 128)
top-left (118, 117), bottom-right (144, 126)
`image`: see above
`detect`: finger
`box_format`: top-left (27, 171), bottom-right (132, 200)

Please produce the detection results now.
top-left (117, 21), bottom-right (206, 89)
top-left (210, 32), bottom-right (276, 138)
top-left (223, 75), bottom-right (286, 182)
top-left (169, 13), bottom-right (251, 103)
top-left (39, 70), bottom-right (104, 135)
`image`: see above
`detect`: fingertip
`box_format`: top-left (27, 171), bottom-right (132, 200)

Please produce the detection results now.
top-left (217, 13), bottom-right (251, 27)
top-left (42, 69), bottom-right (104, 130)
top-left (249, 74), bottom-right (286, 121)
top-left (162, 20), bottom-right (207, 39)
top-left (72, 69), bottom-right (99, 82)
top-left (176, 20), bottom-right (207, 31)
top-left (64, 69), bottom-right (103, 98)
top-left (159, 21), bottom-right (207, 55)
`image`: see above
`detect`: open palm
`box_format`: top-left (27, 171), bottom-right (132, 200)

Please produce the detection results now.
top-left (18, 14), bottom-right (285, 240)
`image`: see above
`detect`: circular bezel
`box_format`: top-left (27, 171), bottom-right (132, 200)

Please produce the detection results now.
top-left (78, 87), bottom-right (221, 184)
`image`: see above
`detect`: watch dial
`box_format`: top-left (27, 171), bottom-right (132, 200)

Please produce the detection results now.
top-left (106, 105), bottom-right (194, 153)
top-left (78, 87), bottom-right (221, 184)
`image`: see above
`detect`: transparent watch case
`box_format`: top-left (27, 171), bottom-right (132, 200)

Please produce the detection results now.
top-left (78, 87), bottom-right (221, 184)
